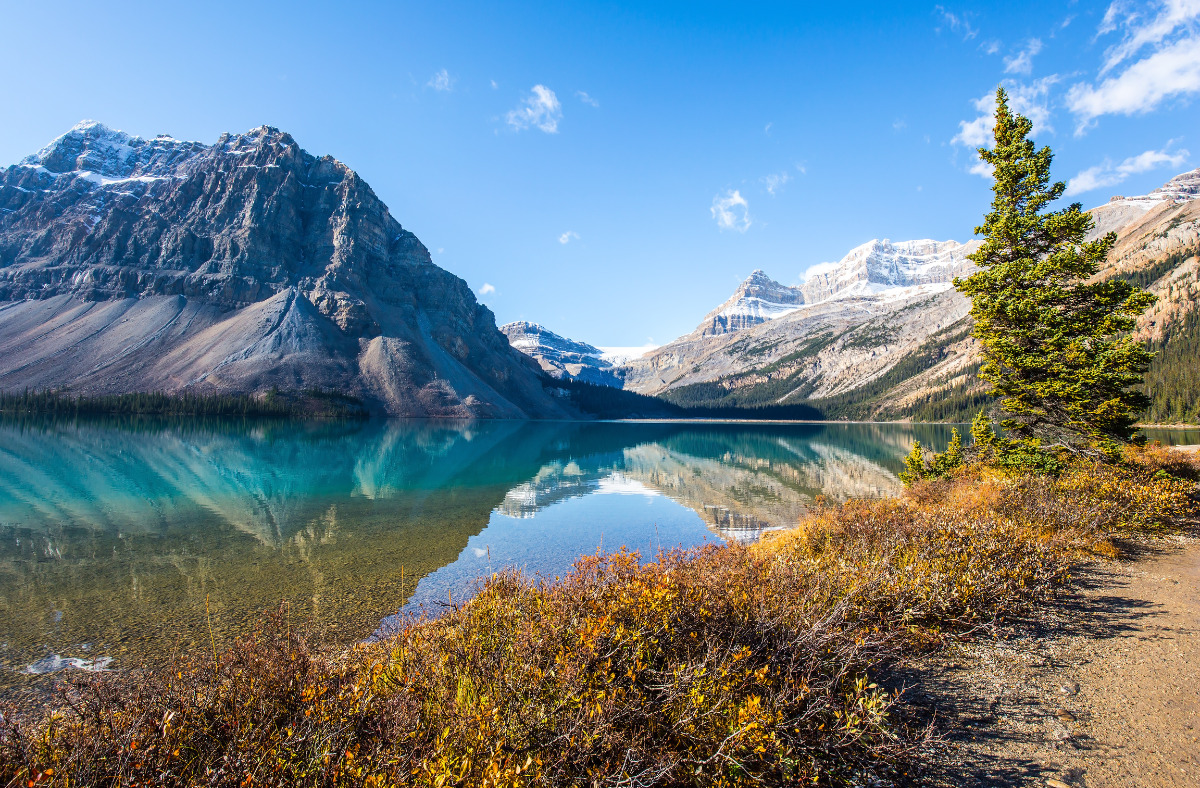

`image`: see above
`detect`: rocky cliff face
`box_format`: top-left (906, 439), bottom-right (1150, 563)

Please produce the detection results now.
top-left (499, 321), bottom-right (624, 388)
top-left (699, 270), bottom-right (806, 336)
top-left (0, 121), bottom-right (571, 418)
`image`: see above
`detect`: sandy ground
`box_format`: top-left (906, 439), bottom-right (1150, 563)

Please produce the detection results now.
top-left (903, 536), bottom-right (1200, 787)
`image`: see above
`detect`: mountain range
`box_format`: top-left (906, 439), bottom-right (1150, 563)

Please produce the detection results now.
top-left (2, 121), bottom-right (1197, 422)
top-left (505, 168), bottom-right (1199, 421)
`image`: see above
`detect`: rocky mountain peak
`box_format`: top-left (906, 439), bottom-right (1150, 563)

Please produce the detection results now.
top-left (500, 321), bottom-right (623, 388)
top-left (799, 238), bottom-right (977, 303)
top-left (22, 120), bottom-right (206, 179)
top-left (0, 122), bottom-right (570, 418)
top-left (699, 270), bottom-right (805, 337)
top-left (1149, 166), bottom-right (1200, 201)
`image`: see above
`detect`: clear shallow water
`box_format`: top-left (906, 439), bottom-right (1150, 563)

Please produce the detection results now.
top-left (0, 417), bottom-right (1190, 676)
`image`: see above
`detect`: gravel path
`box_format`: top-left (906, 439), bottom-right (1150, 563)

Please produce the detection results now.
top-left (904, 537), bottom-right (1199, 787)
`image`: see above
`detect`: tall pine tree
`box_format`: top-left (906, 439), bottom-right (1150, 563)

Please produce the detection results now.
top-left (954, 88), bottom-right (1156, 446)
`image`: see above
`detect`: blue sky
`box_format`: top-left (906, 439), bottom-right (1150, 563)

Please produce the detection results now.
top-left (2, 1), bottom-right (1198, 347)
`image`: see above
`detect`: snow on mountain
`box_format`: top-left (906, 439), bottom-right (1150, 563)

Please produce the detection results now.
top-left (799, 238), bottom-right (978, 304)
top-left (20, 120), bottom-right (206, 180)
top-left (699, 270), bottom-right (805, 336)
top-left (1089, 166), bottom-right (1200, 239)
top-left (500, 321), bottom-right (624, 387)
top-left (695, 239), bottom-right (978, 337)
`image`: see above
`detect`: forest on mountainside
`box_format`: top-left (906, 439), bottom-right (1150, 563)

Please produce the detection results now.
top-left (1141, 304), bottom-right (1200, 424)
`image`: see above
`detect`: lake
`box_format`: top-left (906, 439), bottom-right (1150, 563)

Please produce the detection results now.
top-left (0, 417), bottom-right (1193, 679)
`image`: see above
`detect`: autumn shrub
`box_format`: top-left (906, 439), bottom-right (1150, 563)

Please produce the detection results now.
top-left (1, 454), bottom-right (1194, 788)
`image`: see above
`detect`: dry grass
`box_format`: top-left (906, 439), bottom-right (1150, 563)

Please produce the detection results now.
top-left (1, 449), bottom-right (1195, 787)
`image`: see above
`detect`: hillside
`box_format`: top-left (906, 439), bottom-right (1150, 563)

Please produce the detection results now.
top-left (0, 122), bottom-right (572, 418)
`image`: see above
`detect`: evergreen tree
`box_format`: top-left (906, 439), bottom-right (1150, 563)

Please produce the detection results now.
top-left (899, 441), bottom-right (927, 486)
top-left (970, 409), bottom-right (995, 449)
top-left (954, 88), bottom-right (1156, 446)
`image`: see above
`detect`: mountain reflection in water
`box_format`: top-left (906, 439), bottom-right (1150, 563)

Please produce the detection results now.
top-left (3, 417), bottom-right (1182, 676)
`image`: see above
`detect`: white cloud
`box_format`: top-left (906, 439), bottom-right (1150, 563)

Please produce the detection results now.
top-left (761, 171), bottom-right (792, 196)
top-left (1098, 0), bottom-right (1200, 74)
top-left (490, 79), bottom-right (499, 89)
top-left (576, 91), bottom-right (599, 107)
top-left (478, 283), bottom-right (496, 296)
top-left (711, 190), bottom-right (751, 232)
top-left (764, 122), bottom-right (773, 135)
top-left (934, 6), bottom-right (978, 39)
top-left (892, 118), bottom-right (907, 131)
top-left (558, 231), bottom-right (580, 244)
top-left (427, 68), bottom-right (454, 91)
top-left (1067, 1), bottom-right (1200, 131)
top-left (506, 85), bottom-right (563, 133)
top-left (1067, 37), bottom-right (1200, 130)
top-left (952, 94), bottom-right (996, 148)
top-left (1003, 38), bottom-right (1043, 75)
top-left (982, 39), bottom-right (1002, 56)
top-left (1065, 142), bottom-right (1189, 195)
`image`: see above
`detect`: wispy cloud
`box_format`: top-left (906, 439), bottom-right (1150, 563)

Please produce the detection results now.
top-left (558, 231), bottom-right (580, 244)
top-left (1003, 38), bottom-right (1043, 75)
top-left (934, 5), bottom-right (978, 39)
top-left (506, 85), bottom-right (563, 133)
top-left (892, 118), bottom-right (907, 131)
top-left (711, 190), bottom-right (751, 232)
top-left (982, 39), bottom-right (1002, 55)
top-left (761, 171), bottom-right (792, 196)
top-left (427, 68), bottom-right (455, 92)
top-left (1065, 142), bottom-right (1189, 195)
top-left (1067, 1), bottom-right (1200, 132)
top-left (478, 283), bottom-right (496, 296)
top-left (490, 79), bottom-right (499, 89)
top-left (575, 91), bottom-right (599, 107)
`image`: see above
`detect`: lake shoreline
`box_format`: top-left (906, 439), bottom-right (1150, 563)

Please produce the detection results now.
top-left (2, 447), bottom-right (1194, 785)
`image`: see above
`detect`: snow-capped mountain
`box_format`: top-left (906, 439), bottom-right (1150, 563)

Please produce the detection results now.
top-left (0, 121), bottom-right (571, 418)
top-left (699, 270), bottom-right (805, 336)
top-left (694, 239), bottom-right (978, 338)
top-left (622, 165), bottom-right (1199, 420)
top-left (1088, 166), bottom-right (1200, 239)
top-left (799, 238), bottom-right (977, 304)
top-left (500, 321), bottom-right (625, 387)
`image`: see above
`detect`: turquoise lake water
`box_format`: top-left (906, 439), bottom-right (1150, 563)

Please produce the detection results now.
top-left (0, 417), bottom-right (1192, 676)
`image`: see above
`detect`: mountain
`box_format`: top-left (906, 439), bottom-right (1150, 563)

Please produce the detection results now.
top-left (623, 167), bottom-right (1200, 422)
top-left (0, 121), bottom-right (572, 418)
top-left (499, 321), bottom-right (624, 388)
top-left (620, 238), bottom-right (979, 417)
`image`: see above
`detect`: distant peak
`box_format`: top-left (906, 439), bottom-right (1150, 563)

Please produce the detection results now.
top-left (70, 119), bottom-right (114, 134)
top-left (740, 269), bottom-right (778, 285)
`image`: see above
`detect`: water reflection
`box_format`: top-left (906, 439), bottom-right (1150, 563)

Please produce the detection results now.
top-left (1, 417), bottom-right (1185, 677)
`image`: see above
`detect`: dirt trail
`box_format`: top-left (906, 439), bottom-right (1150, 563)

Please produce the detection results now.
top-left (909, 538), bottom-right (1200, 787)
